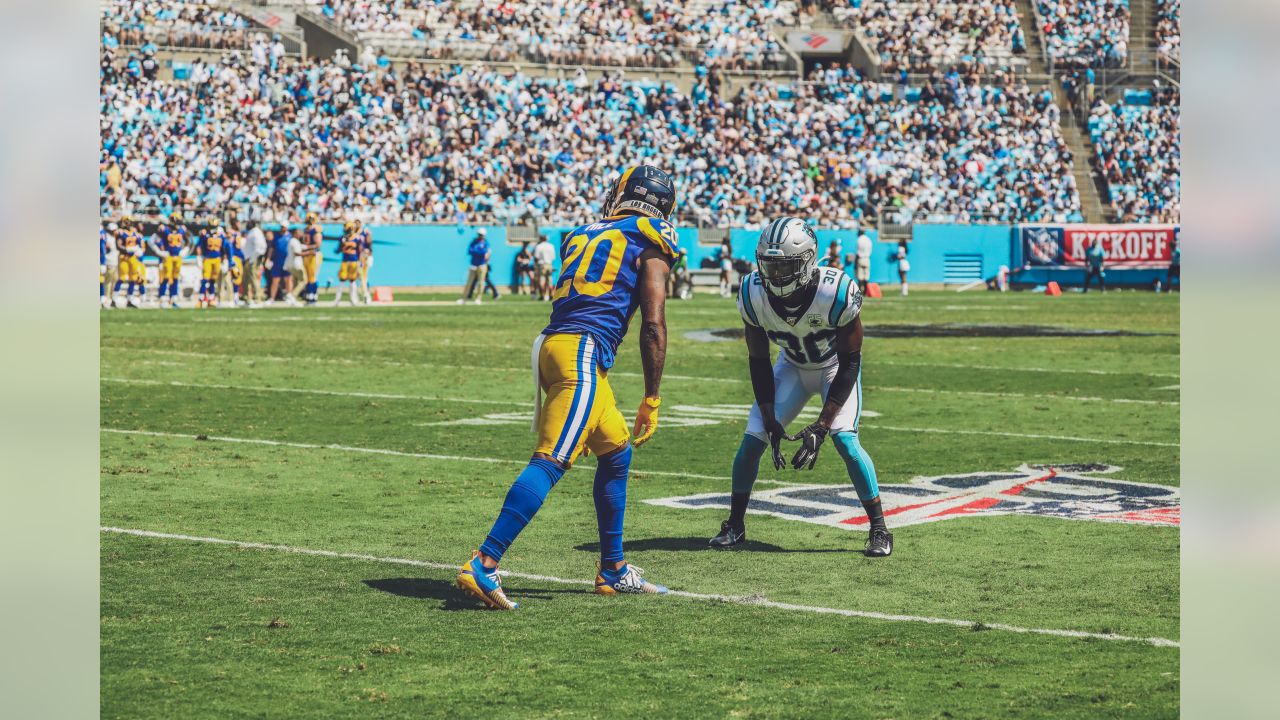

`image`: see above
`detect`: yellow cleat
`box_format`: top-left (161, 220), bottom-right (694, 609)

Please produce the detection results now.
top-left (456, 553), bottom-right (518, 610)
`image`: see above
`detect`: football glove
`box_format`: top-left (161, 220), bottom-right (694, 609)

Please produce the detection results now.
top-left (632, 396), bottom-right (661, 448)
top-left (763, 416), bottom-right (789, 471)
top-left (787, 422), bottom-right (829, 471)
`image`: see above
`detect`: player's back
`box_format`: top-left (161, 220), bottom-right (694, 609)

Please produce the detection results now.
top-left (544, 214), bottom-right (678, 369)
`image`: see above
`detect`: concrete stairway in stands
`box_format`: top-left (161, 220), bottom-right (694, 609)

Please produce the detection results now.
top-left (1012, 0), bottom-right (1051, 79)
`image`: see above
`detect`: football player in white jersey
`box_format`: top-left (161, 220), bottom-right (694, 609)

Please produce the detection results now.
top-left (709, 217), bottom-right (893, 557)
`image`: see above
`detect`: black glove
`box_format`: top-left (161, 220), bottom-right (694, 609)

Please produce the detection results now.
top-left (763, 417), bottom-right (789, 471)
top-left (787, 422), bottom-right (829, 470)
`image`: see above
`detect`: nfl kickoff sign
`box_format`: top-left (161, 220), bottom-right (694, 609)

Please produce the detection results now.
top-left (646, 464), bottom-right (1179, 529)
top-left (1021, 224), bottom-right (1179, 268)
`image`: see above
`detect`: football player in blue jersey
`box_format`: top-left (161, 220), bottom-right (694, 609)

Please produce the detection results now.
top-left (457, 165), bottom-right (680, 610)
top-left (708, 217), bottom-right (893, 557)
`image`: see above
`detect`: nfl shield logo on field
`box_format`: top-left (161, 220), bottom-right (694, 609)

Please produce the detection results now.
top-left (646, 464), bottom-right (1180, 529)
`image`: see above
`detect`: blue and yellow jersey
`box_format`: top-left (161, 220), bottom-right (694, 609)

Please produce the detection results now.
top-left (160, 227), bottom-right (186, 256)
top-left (199, 230), bottom-right (226, 258)
top-left (304, 224), bottom-right (323, 251)
top-left (339, 233), bottom-right (362, 262)
top-left (544, 214), bottom-right (679, 370)
top-left (358, 229), bottom-right (373, 256)
top-left (223, 233), bottom-right (245, 260)
top-left (116, 229), bottom-right (142, 254)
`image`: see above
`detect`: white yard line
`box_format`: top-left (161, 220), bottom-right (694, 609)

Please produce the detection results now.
top-left (99, 526), bottom-right (1179, 648)
top-left (102, 367), bottom-right (1177, 407)
top-left (106, 347), bottom-right (1180, 381)
top-left (101, 425), bottom-right (1175, 496)
top-left (99, 428), bottom-right (737, 483)
top-left (100, 377), bottom-right (517, 406)
top-left (871, 425), bottom-right (1178, 448)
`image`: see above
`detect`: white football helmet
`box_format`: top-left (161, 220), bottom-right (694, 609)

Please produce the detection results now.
top-left (755, 216), bottom-right (818, 298)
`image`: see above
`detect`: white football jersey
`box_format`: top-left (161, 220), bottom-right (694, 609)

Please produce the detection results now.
top-left (737, 266), bottom-right (862, 369)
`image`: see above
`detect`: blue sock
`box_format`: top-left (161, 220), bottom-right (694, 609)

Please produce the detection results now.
top-left (832, 431), bottom-right (879, 504)
top-left (158, 280), bottom-right (168, 298)
top-left (113, 280), bottom-right (123, 294)
top-left (731, 434), bottom-right (768, 495)
top-left (593, 444), bottom-right (631, 564)
top-left (128, 282), bottom-right (138, 296)
top-left (479, 458), bottom-right (566, 562)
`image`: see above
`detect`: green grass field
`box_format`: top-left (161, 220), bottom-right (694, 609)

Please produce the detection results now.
top-left (100, 289), bottom-right (1180, 718)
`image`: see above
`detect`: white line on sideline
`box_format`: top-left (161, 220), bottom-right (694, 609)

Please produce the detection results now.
top-left (99, 526), bottom-right (1179, 649)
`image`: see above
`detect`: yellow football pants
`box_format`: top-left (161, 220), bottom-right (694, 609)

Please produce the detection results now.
top-left (533, 333), bottom-right (629, 465)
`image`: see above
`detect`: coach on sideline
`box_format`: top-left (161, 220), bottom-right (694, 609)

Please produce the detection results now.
top-left (243, 221), bottom-right (267, 304)
top-left (458, 228), bottom-right (490, 305)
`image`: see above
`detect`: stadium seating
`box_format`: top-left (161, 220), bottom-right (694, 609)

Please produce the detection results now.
top-left (312, 0), bottom-right (795, 69)
top-left (99, 46), bottom-right (1085, 227)
top-left (830, 0), bottom-right (1027, 72)
top-left (102, 0), bottom-right (254, 50)
top-left (1087, 94), bottom-right (1180, 223)
top-left (1155, 0), bottom-right (1180, 64)
top-left (1034, 0), bottom-right (1130, 68)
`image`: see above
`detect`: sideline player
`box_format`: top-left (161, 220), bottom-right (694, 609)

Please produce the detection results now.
top-left (708, 217), bottom-right (893, 557)
top-left (356, 220), bottom-right (374, 304)
top-left (457, 165), bottom-right (680, 609)
top-left (114, 216), bottom-right (146, 308)
top-left (221, 224), bottom-right (246, 307)
top-left (333, 221), bottom-right (362, 306)
top-left (196, 219), bottom-right (226, 308)
top-left (153, 216), bottom-right (187, 308)
top-left (299, 213), bottom-right (324, 304)
top-left (100, 223), bottom-right (114, 307)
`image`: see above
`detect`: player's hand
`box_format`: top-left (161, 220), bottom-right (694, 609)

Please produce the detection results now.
top-left (786, 422), bottom-right (830, 471)
top-left (631, 397), bottom-right (661, 448)
top-left (763, 417), bottom-right (790, 471)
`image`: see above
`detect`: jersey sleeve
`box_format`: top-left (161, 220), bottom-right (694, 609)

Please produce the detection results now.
top-left (635, 217), bottom-right (679, 259)
top-left (737, 274), bottom-right (762, 328)
top-left (831, 274), bottom-right (863, 328)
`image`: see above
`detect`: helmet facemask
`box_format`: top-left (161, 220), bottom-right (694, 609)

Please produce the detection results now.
top-left (758, 249), bottom-right (817, 298)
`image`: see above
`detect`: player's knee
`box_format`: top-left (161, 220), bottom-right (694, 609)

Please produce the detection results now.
top-left (737, 433), bottom-right (768, 463)
top-left (595, 442), bottom-right (632, 471)
top-left (831, 431), bottom-right (862, 461)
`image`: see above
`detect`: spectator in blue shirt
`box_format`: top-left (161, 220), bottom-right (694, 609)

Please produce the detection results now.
top-left (459, 228), bottom-right (491, 305)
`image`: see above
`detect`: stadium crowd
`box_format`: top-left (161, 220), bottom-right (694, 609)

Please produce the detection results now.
top-left (1155, 0), bottom-right (1180, 64)
top-left (1035, 0), bottom-right (1129, 68)
top-left (1087, 89), bottom-right (1180, 223)
top-left (103, 0), bottom-right (254, 50)
top-left (316, 0), bottom-right (796, 69)
top-left (831, 0), bottom-right (1027, 73)
top-left (100, 43), bottom-right (1084, 228)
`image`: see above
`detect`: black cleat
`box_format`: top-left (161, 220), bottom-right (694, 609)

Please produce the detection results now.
top-left (865, 527), bottom-right (893, 557)
top-left (709, 520), bottom-right (746, 548)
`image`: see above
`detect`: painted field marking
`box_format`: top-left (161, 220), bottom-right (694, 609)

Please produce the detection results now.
top-left (100, 377), bottom-right (518, 407)
top-left (103, 347), bottom-right (1180, 381)
top-left (102, 365), bottom-right (1177, 408)
top-left (99, 526), bottom-right (1179, 648)
top-left (99, 428), bottom-right (735, 483)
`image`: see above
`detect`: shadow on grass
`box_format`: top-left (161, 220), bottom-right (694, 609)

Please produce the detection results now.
top-left (575, 537), bottom-right (848, 554)
top-left (363, 577), bottom-right (579, 611)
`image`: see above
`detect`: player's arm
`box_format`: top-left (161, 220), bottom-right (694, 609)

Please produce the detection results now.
top-left (745, 324), bottom-right (790, 470)
top-left (789, 315), bottom-right (863, 470)
top-left (631, 247), bottom-right (670, 448)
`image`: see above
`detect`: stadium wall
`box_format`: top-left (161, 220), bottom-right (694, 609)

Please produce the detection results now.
top-left (288, 223), bottom-right (1023, 288)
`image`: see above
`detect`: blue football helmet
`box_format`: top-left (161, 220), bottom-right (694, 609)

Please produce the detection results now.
top-left (603, 165), bottom-right (677, 221)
